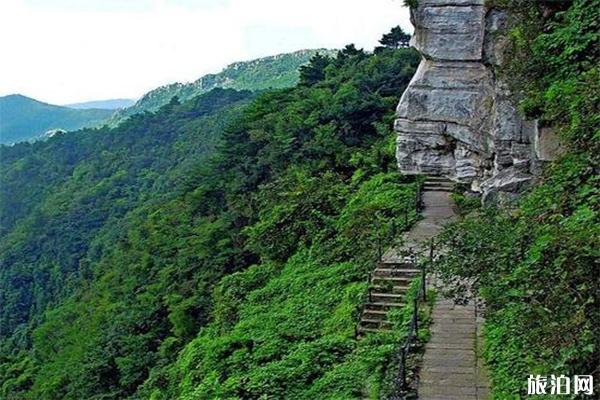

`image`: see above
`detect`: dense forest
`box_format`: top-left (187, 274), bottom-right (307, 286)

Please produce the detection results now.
top-left (0, 88), bottom-right (254, 335)
top-left (0, 36), bottom-right (421, 399)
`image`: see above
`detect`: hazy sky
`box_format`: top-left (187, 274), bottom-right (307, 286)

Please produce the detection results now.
top-left (0, 0), bottom-right (411, 105)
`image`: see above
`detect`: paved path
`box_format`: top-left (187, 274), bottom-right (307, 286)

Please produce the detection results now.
top-left (379, 178), bottom-right (490, 398)
top-left (418, 293), bottom-right (490, 400)
top-left (407, 180), bottom-right (491, 400)
top-left (383, 184), bottom-right (456, 262)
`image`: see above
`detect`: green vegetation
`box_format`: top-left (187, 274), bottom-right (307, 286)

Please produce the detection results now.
top-left (111, 49), bottom-right (337, 125)
top-left (0, 94), bottom-right (114, 145)
top-left (0, 88), bottom-right (253, 337)
top-left (0, 40), bottom-right (420, 399)
top-left (2, 1), bottom-right (596, 396)
top-left (436, 0), bottom-right (599, 396)
top-left (450, 190), bottom-right (481, 217)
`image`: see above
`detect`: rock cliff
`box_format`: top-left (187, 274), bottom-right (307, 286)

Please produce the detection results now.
top-left (395, 0), bottom-right (560, 203)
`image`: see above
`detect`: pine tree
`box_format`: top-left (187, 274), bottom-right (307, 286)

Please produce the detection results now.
top-left (379, 26), bottom-right (411, 49)
top-left (299, 53), bottom-right (331, 86)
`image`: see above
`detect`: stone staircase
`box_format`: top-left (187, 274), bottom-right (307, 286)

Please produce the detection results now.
top-left (422, 176), bottom-right (454, 192)
top-left (355, 175), bottom-right (490, 397)
top-left (357, 176), bottom-right (454, 335)
top-left (357, 261), bottom-right (420, 334)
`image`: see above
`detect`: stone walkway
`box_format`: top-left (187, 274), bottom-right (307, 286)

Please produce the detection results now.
top-left (359, 178), bottom-right (459, 335)
top-left (418, 293), bottom-right (490, 400)
top-left (375, 177), bottom-right (490, 398)
top-left (383, 182), bottom-right (456, 263)
top-left (411, 179), bottom-right (490, 400)
top-left (384, 177), bottom-right (489, 400)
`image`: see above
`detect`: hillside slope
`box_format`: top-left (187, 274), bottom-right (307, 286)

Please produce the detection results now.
top-left (0, 50), bottom-right (332, 145)
top-left (0, 95), bottom-right (114, 145)
top-left (110, 49), bottom-right (335, 124)
top-left (0, 45), bottom-right (421, 399)
top-left (0, 88), bottom-right (253, 337)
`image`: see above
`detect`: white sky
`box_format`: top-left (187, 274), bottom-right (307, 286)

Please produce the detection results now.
top-left (0, 0), bottom-right (411, 105)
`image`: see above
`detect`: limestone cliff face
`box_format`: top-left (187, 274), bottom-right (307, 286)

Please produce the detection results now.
top-left (395, 0), bottom-right (559, 202)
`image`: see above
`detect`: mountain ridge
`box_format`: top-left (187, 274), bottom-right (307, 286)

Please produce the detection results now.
top-left (0, 49), bottom-right (336, 144)
top-left (65, 98), bottom-right (136, 110)
top-left (109, 48), bottom-right (336, 124)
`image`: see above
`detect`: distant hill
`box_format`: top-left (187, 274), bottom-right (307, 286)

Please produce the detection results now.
top-left (0, 95), bottom-right (113, 145)
top-left (65, 98), bottom-right (136, 110)
top-left (110, 48), bottom-right (335, 124)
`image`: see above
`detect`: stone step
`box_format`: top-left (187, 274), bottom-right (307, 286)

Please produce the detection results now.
top-left (429, 316), bottom-right (475, 324)
top-left (428, 332), bottom-right (476, 339)
top-left (420, 378), bottom-right (480, 388)
top-left (432, 305), bottom-right (476, 312)
top-left (425, 176), bottom-right (453, 183)
top-left (428, 339), bottom-right (476, 347)
top-left (426, 339), bottom-right (476, 348)
top-left (431, 314), bottom-right (476, 322)
top-left (362, 310), bottom-right (390, 321)
top-left (430, 327), bottom-right (477, 336)
top-left (420, 371), bottom-right (478, 381)
top-left (357, 326), bottom-right (390, 335)
top-left (422, 366), bottom-right (476, 374)
top-left (424, 179), bottom-right (453, 186)
top-left (363, 308), bottom-right (388, 314)
top-left (372, 268), bottom-right (420, 278)
top-left (369, 284), bottom-right (409, 294)
top-left (364, 301), bottom-right (405, 310)
top-left (423, 351), bottom-right (476, 361)
top-left (434, 301), bottom-right (475, 308)
top-left (422, 357), bottom-right (476, 368)
top-left (423, 184), bottom-right (453, 192)
top-left (372, 276), bottom-right (412, 286)
top-left (419, 385), bottom-right (478, 396)
top-left (360, 318), bottom-right (392, 326)
top-left (431, 312), bottom-right (476, 320)
top-left (376, 261), bottom-right (414, 269)
top-left (369, 292), bottom-right (404, 302)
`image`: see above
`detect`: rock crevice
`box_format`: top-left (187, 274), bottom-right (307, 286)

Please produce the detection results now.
top-left (395, 0), bottom-right (558, 202)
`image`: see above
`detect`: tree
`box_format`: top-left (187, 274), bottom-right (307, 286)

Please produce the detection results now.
top-left (299, 53), bottom-right (331, 86)
top-left (337, 44), bottom-right (365, 59)
top-left (334, 44), bottom-right (368, 67)
top-left (379, 26), bottom-right (411, 49)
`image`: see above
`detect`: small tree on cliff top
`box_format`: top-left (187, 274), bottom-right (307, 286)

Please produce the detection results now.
top-left (379, 26), bottom-right (411, 49)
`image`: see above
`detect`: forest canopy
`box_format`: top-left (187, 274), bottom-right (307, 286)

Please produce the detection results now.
top-left (0, 40), bottom-right (421, 399)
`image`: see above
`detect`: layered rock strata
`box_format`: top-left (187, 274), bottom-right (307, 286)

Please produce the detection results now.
top-left (395, 0), bottom-right (558, 202)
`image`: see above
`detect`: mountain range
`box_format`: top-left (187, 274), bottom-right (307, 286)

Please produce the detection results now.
top-left (0, 7), bottom-right (596, 399)
top-left (0, 49), bottom-right (334, 145)
top-left (0, 45), bottom-right (422, 399)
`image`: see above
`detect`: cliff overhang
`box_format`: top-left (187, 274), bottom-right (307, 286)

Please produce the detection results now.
top-left (395, 0), bottom-right (561, 203)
